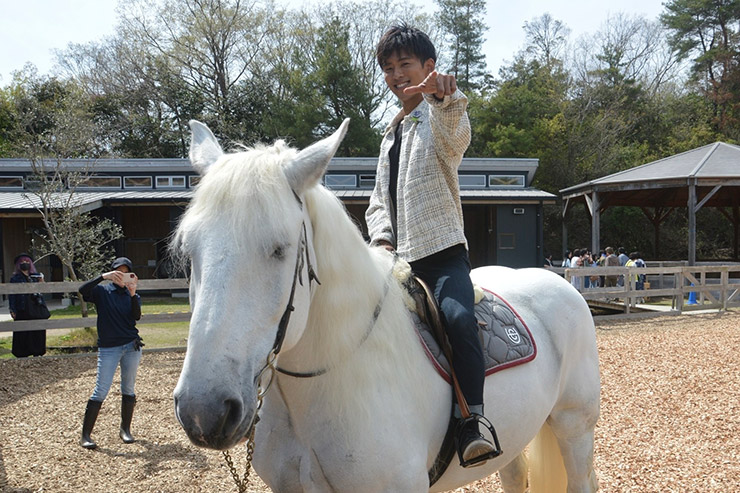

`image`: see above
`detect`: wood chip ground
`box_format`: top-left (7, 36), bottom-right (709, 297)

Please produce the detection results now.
top-left (1, 310), bottom-right (738, 492)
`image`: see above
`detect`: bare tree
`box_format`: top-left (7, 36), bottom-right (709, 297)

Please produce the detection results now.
top-left (24, 159), bottom-right (123, 317)
top-left (570, 13), bottom-right (683, 95)
top-left (523, 13), bottom-right (571, 68)
top-left (119, 0), bottom-right (274, 119)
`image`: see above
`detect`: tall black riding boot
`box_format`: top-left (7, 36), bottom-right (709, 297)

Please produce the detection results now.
top-left (80, 399), bottom-right (103, 449)
top-left (120, 394), bottom-right (136, 444)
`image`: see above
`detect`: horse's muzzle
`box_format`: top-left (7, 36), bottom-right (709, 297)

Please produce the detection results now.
top-left (173, 391), bottom-right (255, 450)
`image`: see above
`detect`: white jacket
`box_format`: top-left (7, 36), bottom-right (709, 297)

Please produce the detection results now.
top-left (366, 91), bottom-right (471, 262)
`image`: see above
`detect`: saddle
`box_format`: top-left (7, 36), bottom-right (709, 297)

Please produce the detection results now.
top-left (404, 276), bottom-right (536, 382)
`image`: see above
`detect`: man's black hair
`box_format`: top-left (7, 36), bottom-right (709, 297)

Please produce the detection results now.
top-left (376, 23), bottom-right (436, 68)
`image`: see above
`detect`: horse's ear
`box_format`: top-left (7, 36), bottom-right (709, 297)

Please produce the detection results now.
top-left (189, 120), bottom-right (224, 175)
top-left (285, 118), bottom-right (349, 194)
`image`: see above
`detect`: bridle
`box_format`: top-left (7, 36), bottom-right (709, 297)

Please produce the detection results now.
top-left (222, 189), bottom-right (390, 492)
top-left (253, 191), bottom-right (320, 394)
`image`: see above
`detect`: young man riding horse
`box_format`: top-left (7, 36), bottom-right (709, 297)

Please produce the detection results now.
top-left (365, 23), bottom-right (500, 467)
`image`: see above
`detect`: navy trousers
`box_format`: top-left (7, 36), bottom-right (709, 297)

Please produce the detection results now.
top-left (410, 244), bottom-right (484, 406)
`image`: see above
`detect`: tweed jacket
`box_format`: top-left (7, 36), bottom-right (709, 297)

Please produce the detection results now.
top-left (366, 90), bottom-right (471, 262)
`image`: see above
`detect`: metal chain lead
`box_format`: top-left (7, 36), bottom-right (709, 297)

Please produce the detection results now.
top-left (221, 349), bottom-right (275, 492)
top-left (222, 424), bottom-right (256, 493)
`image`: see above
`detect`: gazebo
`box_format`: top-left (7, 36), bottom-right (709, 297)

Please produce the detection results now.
top-left (560, 142), bottom-right (740, 264)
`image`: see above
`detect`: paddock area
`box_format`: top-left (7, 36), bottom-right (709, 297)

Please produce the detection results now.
top-left (1, 311), bottom-right (738, 492)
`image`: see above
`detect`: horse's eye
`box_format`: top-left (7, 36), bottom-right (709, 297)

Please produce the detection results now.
top-left (271, 245), bottom-right (286, 260)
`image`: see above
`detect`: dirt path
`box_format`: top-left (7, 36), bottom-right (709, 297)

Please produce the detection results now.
top-left (1, 311), bottom-right (738, 492)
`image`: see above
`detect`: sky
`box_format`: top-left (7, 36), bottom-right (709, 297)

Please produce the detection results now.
top-left (0, 0), bottom-right (667, 84)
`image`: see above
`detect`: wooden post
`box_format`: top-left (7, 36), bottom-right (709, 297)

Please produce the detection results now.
top-left (688, 181), bottom-right (697, 266)
top-left (591, 191), bottom-right (600, 255)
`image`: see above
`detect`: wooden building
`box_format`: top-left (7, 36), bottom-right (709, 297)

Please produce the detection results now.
top-left (0, 157), bottom-right (555, 282)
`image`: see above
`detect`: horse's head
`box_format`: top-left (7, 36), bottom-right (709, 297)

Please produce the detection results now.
top-left (173, 119), bottom-right (349, 449)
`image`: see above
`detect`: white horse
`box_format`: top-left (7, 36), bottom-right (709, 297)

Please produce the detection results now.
top-left (173, 119), bottom-right (600, 492)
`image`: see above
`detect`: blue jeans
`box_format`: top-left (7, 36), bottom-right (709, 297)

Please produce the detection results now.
top-left (410, 245), bottom-right (484, 406)
top-left (90, 339), bottom-right (142, 402)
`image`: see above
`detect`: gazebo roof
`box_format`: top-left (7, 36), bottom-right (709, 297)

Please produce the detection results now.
top-left (561, 142), bottom-right (740, 209)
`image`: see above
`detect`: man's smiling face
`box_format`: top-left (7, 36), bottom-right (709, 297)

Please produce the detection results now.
top-left (382, 49), bottom-right (435, 113)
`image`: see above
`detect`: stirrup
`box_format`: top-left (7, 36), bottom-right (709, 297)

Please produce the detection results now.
top-left (455, 414), bottom-right (503, 468)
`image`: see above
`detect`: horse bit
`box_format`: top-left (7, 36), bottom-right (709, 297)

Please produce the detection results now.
top-left (222, 191), bottom-right (390, 492)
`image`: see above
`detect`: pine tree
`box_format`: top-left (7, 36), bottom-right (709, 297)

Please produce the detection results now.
top-left (435, 0), bottom-right (488, 94)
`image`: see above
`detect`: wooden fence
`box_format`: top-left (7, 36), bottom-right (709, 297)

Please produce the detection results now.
top-left (551, 265), bottom-right (740, 314)
top-left (0, 279), bottom-right (190, 333)
top-left (2, 265), bottom-right (739, 332)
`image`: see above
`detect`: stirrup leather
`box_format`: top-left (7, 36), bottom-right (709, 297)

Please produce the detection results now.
top-left (455, 414), bottom-right (503, 468)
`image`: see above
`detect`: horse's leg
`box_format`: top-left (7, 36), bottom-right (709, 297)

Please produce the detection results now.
top-left (548, 401), bottom-right (599, 492)
top-left (498, 452), bottom-right (528, 493)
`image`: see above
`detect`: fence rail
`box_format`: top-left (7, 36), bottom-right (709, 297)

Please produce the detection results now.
top-left (0, 279), bottom-right (190, 333)
top-left (551, 265), bottom-right (740, 314)
top-left (2, 265), bottom-right (740, 333)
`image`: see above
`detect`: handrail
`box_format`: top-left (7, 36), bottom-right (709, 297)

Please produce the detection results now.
top-left (0, 278), bottom-right (189, 295)
top-left (548, 265), bottom-right (740, 314)
top-left (0, 278), bottom-right (191, 333)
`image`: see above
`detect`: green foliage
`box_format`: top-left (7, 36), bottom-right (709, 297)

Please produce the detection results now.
top-left (1, 2), bottom-right (739, 261)
top-left (311, 18), bottom-right (381, 156)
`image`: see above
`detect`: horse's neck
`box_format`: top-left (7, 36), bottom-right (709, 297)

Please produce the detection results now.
top-left (277, 188), bottom-right (433, 415)
top-left (288, 187), bottom-right (391, 370)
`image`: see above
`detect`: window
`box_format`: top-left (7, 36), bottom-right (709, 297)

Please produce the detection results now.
top-left (324, 174), bottom-right (357, 189)
top-left (459, 174), bottom-right (486, 188)
top-left (156, 176), bottom-right (186, 188)
top-left (0, 176), bottom-right (24, 189)
top-left (359, 174), bottom-right (376, 188)
top-left (498, 233), bottom-right (516, 250)
top-left (75, 176), bottom-right (122, 189)
top-left (124, 176), bottom-right (153, 189)
top-left (189, 175), bottom-right (201, 188)
top-left (489, 175), bottom-right (525, 187)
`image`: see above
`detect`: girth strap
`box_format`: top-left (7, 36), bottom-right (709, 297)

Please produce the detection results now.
top-left (427, 406), bottom-right (457, 487)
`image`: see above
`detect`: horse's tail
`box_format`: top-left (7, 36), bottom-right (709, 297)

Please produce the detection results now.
top-left (528, 420), bottom-right (568, 493)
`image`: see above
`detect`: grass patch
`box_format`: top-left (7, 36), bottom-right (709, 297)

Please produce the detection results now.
top-left (1, 296), bottom-right (191, 358)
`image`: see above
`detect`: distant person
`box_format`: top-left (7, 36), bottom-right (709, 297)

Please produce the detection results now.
top-left (604, 247), bottom-right (620, 288)
top-left (617, 247), bottom-right (629, 287)
top-left (588, 252), bottom-right (601, 288)
top-left (581, 249), bottom-right (593, 289)
top-left (630, 251), bottom-right (647, 290)
top-left (77, 257), bottom-right (143, 449)
top-left (544, 253), bottom-right (554, 267)
top-left (8, 253), bottom-right (48, 357)
top-left (569, 249), bottom-right (583, 291)
top-left (617, 247), bottom-right (629, 266)
top-left (562, 250), bottom-right (572, 268)
top-left (595, 249), bottom-right (607, 288)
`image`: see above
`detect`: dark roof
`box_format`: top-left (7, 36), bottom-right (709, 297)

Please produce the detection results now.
top-left (0, 187), bottom-right (555, 213)
top-left (0, 191), bottom-right (192, 213)
top-left (0, 158), bottom-right (192, 173)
